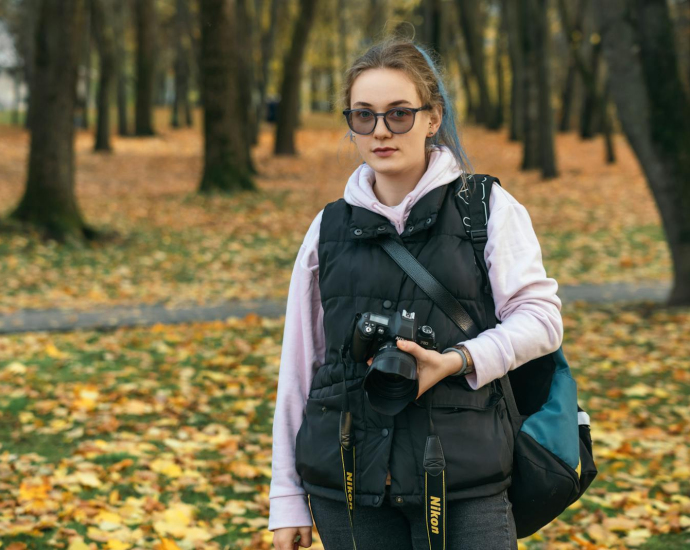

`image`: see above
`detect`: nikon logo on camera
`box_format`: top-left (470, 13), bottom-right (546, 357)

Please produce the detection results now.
top-left (429, 495), bottom-right (442, 534)
top-left (346, 471), bottom-right (354, 510)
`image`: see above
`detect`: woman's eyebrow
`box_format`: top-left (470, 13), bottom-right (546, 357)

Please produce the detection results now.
top-left (352, 100), bottom-right (413, 108)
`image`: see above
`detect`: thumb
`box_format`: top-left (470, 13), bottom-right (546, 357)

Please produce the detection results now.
top-left (397, 339), bottom-right (420, 354)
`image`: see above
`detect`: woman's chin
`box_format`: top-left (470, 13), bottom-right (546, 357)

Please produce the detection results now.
top-left (367, 157), bottom-right (404, 174)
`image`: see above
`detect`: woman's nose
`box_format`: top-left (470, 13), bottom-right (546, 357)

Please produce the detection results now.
top-left (373, 115), bottom-right (392, 139)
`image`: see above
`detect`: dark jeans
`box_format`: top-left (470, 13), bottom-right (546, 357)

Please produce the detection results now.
top-left (308, 486), bottom-right (518, 550)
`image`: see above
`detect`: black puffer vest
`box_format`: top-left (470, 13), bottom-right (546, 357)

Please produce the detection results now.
top-left (295, 177), bottom-right (514, 508)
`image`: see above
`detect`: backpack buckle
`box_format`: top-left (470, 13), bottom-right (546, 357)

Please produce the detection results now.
top-left (469, 229), bottom-right (487, 244)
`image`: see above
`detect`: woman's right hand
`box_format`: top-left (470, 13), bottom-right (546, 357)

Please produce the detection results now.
top-left (273, 526), bottom-right (313, 549)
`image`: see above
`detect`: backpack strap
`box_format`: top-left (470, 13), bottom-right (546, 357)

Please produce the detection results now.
top-left (455, 174), bottom-right (502, 329)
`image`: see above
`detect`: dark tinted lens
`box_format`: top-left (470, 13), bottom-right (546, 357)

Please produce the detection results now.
top-left (350, 110), bottom-right (375, 134)
top-left (385, 108), bottom-right (414, 133)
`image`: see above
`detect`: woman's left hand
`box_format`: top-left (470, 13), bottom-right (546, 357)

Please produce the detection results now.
top-left (367, 340), bottom-right (461, 400)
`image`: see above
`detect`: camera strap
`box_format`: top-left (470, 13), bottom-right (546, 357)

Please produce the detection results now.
top-left (338, 344), bottom-right (358, 550)
top-left (377, 236), bottom-right (479, 340)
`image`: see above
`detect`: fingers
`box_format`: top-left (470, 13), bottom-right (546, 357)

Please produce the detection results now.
top-left (273, 528), bottom-right (302, 550)
top-left (297, 526), bottom-right (313, 547)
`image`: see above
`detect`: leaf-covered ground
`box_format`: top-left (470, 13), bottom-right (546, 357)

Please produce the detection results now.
top-left (0, 114), bottom-right (672, 315)
top-left (0, 302), bottom-right (688, 549)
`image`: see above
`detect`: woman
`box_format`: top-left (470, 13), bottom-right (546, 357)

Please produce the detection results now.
top-left (269, 37), bottom-right (563, 550)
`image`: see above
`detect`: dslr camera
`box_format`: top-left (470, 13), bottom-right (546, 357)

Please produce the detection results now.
top-left (348, 309), bottom-right (437, 416)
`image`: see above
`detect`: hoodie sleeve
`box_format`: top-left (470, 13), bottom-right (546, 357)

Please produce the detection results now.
top-left (461, 184), bottom-right (563, 391)
top-left (268, 209), bottom-right (326, 532)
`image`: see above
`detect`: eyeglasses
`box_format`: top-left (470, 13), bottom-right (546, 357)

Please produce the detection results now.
top-left (342, 105), bottom-right (432, 135)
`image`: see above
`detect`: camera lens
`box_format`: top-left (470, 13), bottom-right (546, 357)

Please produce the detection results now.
top-left (363, 345), bottom-right (419, 415)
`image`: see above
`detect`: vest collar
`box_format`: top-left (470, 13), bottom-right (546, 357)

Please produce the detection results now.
top-left (348, 179), bottom-right (456, 241)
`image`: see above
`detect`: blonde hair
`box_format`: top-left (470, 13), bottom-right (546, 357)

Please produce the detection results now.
top-left (339, 36), bottom-right (475, 196)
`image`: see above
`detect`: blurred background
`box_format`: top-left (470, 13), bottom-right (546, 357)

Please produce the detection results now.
top-left (0, 0), bottom-right (688, 548)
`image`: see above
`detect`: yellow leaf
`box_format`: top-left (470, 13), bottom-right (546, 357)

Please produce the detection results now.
top-left (603, 516), bottom-right (637, 532)
top-left (672, 466), bottom-right (690, 479)
top-left (75, 471), bottom-right (102, 488)
top-left (150, 459), bottom-right (183, 478)
top-left (155, 539), bottom-right (181, 550)
top-left (586, 523), bottom-right (612, 542)
top-left (45, 342), bottom-right (66, 358)
top-left (105, 541), bottom-right (131, 550)
top-left (623, 383), bottom-right (653, 397)
top-left (95, 510), bottom-right (123, 531)
top-left (624, 529), bottom-right (652, 547)
top-left (680, 516), bottom-right (690, 529)
top-left (4, 361), bottom-right (26, 375)
top-left (19, 477), bottom-right (51, 501)
top-left (67, 538), bottom-right (90, 550)
top-left (660, 481), bottom-right (680, 494)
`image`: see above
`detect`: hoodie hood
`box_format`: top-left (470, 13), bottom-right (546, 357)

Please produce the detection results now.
top-left (343, 145), bottom-right (464, 235)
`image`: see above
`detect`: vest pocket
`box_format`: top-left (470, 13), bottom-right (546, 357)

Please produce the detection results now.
top-left (295, 389), bottom-right (364, 492)
top-left (428, 386), bottom-right (514, 492)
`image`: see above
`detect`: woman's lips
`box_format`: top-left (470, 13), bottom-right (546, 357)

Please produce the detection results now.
top-left (373, 149), bottom-right (397, 157)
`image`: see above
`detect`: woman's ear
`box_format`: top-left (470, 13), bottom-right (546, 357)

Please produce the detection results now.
top-left (430, 105), bottom-right (443, 135)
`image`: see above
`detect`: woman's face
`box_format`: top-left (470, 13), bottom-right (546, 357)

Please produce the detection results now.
top-left (349, 68), bottom-right (441, 177)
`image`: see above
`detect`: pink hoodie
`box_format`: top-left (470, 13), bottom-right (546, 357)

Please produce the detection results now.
top-left (268, 145), bottom-right (563, 531)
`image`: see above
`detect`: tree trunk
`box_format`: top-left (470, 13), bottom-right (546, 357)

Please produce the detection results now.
top-left (337, 0), bottom-right (348, 80)
top-left (10, 0), bottom-right (90, 241)
top-left (556, 0), bottom-right (587, 132)
top-left (596, 0), bottom-right (690, 306)
top-left (20, 0), bottom-right (39, 131)
top-left (417, 0), bottom-right (442, 54)
top-left (559, 58), bottom-right (578, 132)
top-left (114, 0), bottom-right (129, 135)
top-left (600, 77), bottom-right (615, 164)
top-left (504, 0), bottom-right (524, 141)
top-left (366, 0), bottom-right (387, 45)
top-left (495, 2), bottom-right (506, 128)
top-left (273, 0), bottom-right (320, 156)
top-left (171, 0), bottom-right (192, 129)
top-left (456, 0), bottom-right (498, 128)
top-left (521, 0), bottom-right (540, 169)
top-left (258, 0), bottom-right (281, 125)
top-left (92, 0), bottom-right (116, 152)
top-left (12, 69), bottom-right (21, 125)
top-left (235, 0), bottom-right (258, 168)
top-left (199, 0), bottom-right (254, 192)
top-left (446, 3), bottom-right (476, 123)
top-left (458, 42), bottom-right (476, 122)
top-left (79, 3), bottom-right (92, 129)
top-left (536, 0), bottom-right (557, 178)
top-left (134, 0), bottom-right (156, 136)
top-left (579, 33), bottom-right (602, 139)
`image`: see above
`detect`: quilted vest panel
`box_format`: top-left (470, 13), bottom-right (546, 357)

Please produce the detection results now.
top-left (294, 178), bottom-right (514, 509)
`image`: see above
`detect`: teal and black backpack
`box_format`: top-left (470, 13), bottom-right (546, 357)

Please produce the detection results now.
top-left (456, 173), bottom-right (599, 537)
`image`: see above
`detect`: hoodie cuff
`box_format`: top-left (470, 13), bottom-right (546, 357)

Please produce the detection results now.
top-left (268, 494), bottom-right (313, 532)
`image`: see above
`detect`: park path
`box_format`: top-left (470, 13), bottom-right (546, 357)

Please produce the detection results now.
top-left (0, 281), bottom-right (673, 334)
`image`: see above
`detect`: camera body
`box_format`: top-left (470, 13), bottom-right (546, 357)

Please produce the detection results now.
top-left (348, 309), bottom-right (437, 415)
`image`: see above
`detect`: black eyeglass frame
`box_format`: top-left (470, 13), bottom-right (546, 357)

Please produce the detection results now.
top-left (342, 105), bottom-right (432, 135)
